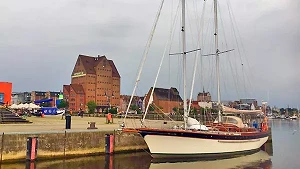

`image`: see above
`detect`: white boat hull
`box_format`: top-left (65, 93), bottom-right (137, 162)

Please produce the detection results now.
top-left (144, 134), bottom-right (268, 157)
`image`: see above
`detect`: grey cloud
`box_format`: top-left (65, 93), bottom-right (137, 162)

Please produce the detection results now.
top-left (0, 0), bottom-right (299, 108)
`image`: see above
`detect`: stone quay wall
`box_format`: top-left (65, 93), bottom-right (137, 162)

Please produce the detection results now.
top-left (0, 130), bottom-right (148, 163)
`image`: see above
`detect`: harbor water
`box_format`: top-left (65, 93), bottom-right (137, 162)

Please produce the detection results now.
top-left (1, 119), bottom-right (299, 169)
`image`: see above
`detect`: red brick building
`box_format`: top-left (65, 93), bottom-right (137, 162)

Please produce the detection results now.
top-left (63, 55), bottom-right (120, 112)
top-left (144, 87), bottom-right (183, 113)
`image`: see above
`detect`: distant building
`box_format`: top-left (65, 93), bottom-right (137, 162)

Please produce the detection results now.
top-left (144, 87), bottom-right (183, 113)
top-left (31, 91), bottom-right (61, 107)
top-left (11, 92), bottom-right (31, 104)
top-left (11, 92), bottom-right (19, 104)
top-left (31, 91), bottom-right (47, 103)
top-left (119, 95), bottom-right (144, 113)
top-left (239, 98), bottom-right (258, 108)
top-left (63, 54), bottom-right (120, 112)
top-left (197, 90), bottom-right (211, 102)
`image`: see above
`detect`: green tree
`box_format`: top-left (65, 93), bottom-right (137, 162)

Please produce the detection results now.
top-left (130, 104), bottom-right (138, 111)
top-left (199, 107), bottom-right (205, 114)
top-left (87, 101), bottom-right (97, 114)
top-left (149, 104), bottom-right (155, 112)
top-left (191, 107), bottom-right (197, 115)
top-left (172, 107), bottom-right (178, 113)
top-left (109, 108), bottom-right (118, 114)
top-left (57, 100), bottom-right (68, 109)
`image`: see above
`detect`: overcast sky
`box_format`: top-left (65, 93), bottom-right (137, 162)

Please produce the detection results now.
top-left (0, 0), bottom-right (299, 108)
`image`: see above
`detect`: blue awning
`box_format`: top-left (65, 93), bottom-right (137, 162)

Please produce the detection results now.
top-left (34, 98), bottom-right (53, 104)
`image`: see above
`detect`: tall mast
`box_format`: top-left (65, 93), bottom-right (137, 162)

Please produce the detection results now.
top-left (214, 0), bottom-right (221, 122)
top-left (182, 0), bottom-right (188, 129)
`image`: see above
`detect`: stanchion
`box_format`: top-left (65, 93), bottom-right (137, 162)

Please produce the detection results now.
top-left (65, 115), bottom-right (71, 129)
top-left (105, 134), bottom-right (114, 154)
top-left (26, 137), bottom-right (38, 161)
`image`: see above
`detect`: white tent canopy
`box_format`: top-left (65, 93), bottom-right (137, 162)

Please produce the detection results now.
top-left (10, 103), bottom-right (41, 109)
top-left (29, 103), bottom-right (40, 109)
top-left (10, 104), bottom-right (18, 109)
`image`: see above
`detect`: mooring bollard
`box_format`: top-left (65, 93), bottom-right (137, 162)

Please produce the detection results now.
top-left (87, 122), bottom-right (98, 129)
top-left (26, 137), bottom-right (38, 161)
top-left (65, 114), bottom-right (71, 129)
top-left (105, 134), bottom-right (114, 154)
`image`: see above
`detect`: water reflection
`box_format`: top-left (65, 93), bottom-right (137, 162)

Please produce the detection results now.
top-left (1, 150), bottom-right (271, 169)
top-left (267, 119), bottom-right (300, 169)
top-left (150, 151), bottom-right (271, 169)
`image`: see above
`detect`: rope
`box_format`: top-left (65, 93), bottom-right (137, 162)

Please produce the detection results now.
top-left (123, 0), bottom-right (165, 125)
top-left (142, 2), bottom-right (180, 125)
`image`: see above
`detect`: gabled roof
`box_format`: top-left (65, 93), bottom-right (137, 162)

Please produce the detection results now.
top-left (108, 60), bottom-right (121, 78)
top-left (151, 87), bottom-right (183, 102)
top-left (63, 85), bottom-right (70, 93)
top-left (120, 95), bottom-right (141, 103)
top-left (70, 84), bottom-right (85, 94)
top-left (78, 54), bottom-right (105, 74)
top-left (76, 55), bottom-right (120, 78)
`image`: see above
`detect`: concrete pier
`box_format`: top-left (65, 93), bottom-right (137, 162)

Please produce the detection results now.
top-left (0, 130), bottom-right (148, 163)
top-left (0, 115), bottom-right (181, 163)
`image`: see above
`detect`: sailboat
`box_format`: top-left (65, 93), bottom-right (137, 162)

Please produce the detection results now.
top-left (122, 0), bottom-right (269, 158)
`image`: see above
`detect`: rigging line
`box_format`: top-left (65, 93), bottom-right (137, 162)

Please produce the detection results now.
top-left (152, 103), bottom-right (175, 121)
top-left (169, 0), bottom-right (181, 53)
top-left (170, 2), bottom-right (199, 56)
top-left (188, 0), bottom-right (206, 113)
top-left (189, 0), bottom-right (206, 93)
top-left (217, 2), bottom-right (241, 99)
top-left (192, 0), bottom-right (200, 34)
top-left (227, 1), bottom-right (253, 97)
top-left (202, 16), bottom-right (214, 93)
top-left (186, 2), bottom-right (196, 50)
top-left (168, 0), bottom-right (181, 115)
top-left (200, 1), bottom-right (214, 94)
top-left (226, 0), bottom-right (252, 96)
top-left (141, 0), bottom-right (178, 125)
top-left (200, 0), bottom-right (207, 92)
top-left (123, 0), bottom-right (165, 125)
top-left (142, 1), bottom-right (179, 125)
top-left (227, 0), bottom-right (254, 97)
top-left (203, 24), bottom-right (216, 97)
